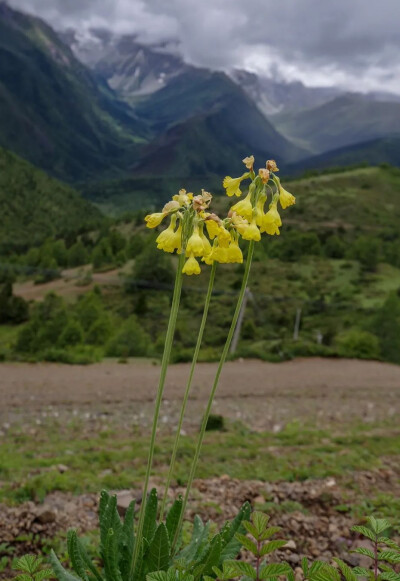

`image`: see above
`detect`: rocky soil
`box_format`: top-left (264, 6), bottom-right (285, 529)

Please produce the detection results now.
top-left (2, 462), bottom-right (399, 579)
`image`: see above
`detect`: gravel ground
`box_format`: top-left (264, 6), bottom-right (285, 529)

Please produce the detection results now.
top-left (1, 358), bottom-right (400, 430)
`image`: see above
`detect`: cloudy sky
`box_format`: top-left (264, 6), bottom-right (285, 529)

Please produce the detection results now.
top-left (8, 0), bottom-right (400, 94)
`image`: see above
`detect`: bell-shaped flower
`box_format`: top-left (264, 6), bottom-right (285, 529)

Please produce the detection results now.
top-left (223, 174), bottom-right (247, 197)
top-left (231, 192), bottom-right (253, 221)
top-left (186, 226), bottom-right (205, 257)
top-left (261, 201), bottom-right (282, 235)
top-left (145, 212), bottom-right (166, 228)
top-left (182, 254), bottom-right (201, 275)
top-left (242, 218), bottom-right (261, 242)
top-left (279, 184), bottom-right (296, 209)
top-left (255, 193), bottom-right (267, 227)
top-left (227, 236), bottom-right (243, 263)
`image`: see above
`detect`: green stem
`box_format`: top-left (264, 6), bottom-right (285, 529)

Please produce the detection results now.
top-left (160, 261), bottom-right (217, 520)
top-left (131, 252), bottom-right (185, 578)
top-left (173, 241), bottom-right (255, 549)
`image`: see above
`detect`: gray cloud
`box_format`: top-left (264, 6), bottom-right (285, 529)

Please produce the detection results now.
top-left (7, 0), bottom-right (400, 93)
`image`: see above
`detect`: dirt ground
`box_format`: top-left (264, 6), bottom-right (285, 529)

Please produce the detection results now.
top-left (2, 358), bottom-right (400, 430)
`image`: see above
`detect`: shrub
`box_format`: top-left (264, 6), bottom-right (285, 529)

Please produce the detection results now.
top-left (336, 329), bottom-right (380, 359)
top-left (106, 316), bottom-right (150, 357)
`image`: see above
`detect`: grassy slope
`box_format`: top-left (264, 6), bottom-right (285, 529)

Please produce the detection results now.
top-left (0, 147), bottom-right (103, 252)
top-left (0, 4), bottom-right (148, 182)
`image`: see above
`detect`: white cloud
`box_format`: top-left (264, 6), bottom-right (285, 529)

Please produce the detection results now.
top-left (7, 0), bottom-right (400, 93)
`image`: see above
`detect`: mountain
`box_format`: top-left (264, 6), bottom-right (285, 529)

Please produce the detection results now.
top-left (284, 135), bottom-right (400, 176)
top-left (0, 147), bottom-right (102, 253)
top-left (229, 69), bottom-right (342, 116)
top-left (0, 2), bottom-right (149, 182)
top-left (64, 29), bottom-right (190, 103)
top-left (271, 94), bottom-right (400, 154)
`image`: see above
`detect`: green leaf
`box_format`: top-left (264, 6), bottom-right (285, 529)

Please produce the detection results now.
top-left (66, 530), bottom-right (103, 581)
top-left (259, 563), bottom-right (292, 580)
top-left (351, 547), bottom-right (375, 560)
top-left (368, 517), bottom-right (391, 535)
top-left (225, 560), bottom-right (256, 579)
top-left (252, 512), bottom-right (270, 535)
top-left (260, 526), bottom-right (282, 542)
top-left (143, 489), bottom-right (159, 545)
top-left (34, 570), bottom-right (55, 581)
top-left (301, 558), bottom-right (309, 577)
top-left (199, 534), bottom-right (222, 577)
top-left (309, 561), bottom-right (327, 577)
top-left (49, 551), bottom-right (81, 581)
top-left (103, 529), bottom-right (123, 581)
top-left (166, 497), bottom-right (183, 545)
top-left (352, 526), bottom-right (377, 542)
top-left (309, 564), bottom-right (341, 581)
top-left (243, 521), bottom-right (260, 540)
top-left (146, 572), bottom-right (167, 581)
top-left (333, 558), bottom-right (357, 581)
top-left (378, 538), bottom-right (400, 550)
top-left (220, 502), bottom-right (251, 562)
top-left (379, 551), bottom-right (400, 564)
top-left (353, 567), bottom-right (371, 577)
top-left (177, 516), bottom-right (209, 564)
top-left (15, 556), bottom-right (42, 575)
top-left (146, 523), bottom-right (170, 573)
top-left (120, 500), bottom-right (136, 580)
top-left (15, 574), bottom-right (33, 581)
top-left (260, 540), bottom-right (288, 556)
top-left (235, 533), bottom-right (258, 555)
top-left (380, 573), bottom-right (400, 581)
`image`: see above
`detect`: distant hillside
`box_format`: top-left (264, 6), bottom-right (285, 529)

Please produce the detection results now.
top-left (0, 147), bottom-right (102, 252)
top-left (0, 3), bottom-right (148, 182)
top-left (285, 136), bottom-right (400, 176)
top-left (271, 94), bottom-right (400, 154)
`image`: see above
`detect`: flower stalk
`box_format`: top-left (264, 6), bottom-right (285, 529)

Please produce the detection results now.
top-left (173, 240), bottom-right (255, 549)
top-left (130, 252), bottom-right (185, 576)
top-left (160, 261), bottom-right (217, 520)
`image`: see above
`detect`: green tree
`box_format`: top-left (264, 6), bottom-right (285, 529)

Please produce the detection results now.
top-left (371, 293), bottom-right (400, 363)
top-left (324, 235), bottom-right (346, 259)
top-left (127, 233), bottom-right (145, 258)
top-left (58, 320), bottom-right (84, 347)
top-left (131, 244), bottom-right (174, 287)
top-left (68, 241), bottom-right (89, 268)
top-left (336, 329), bottom-right (380, 360)
top-left (86, 315), bottom-right (112, 345)
top-left (92, 238), bottom-right (114, 270)
top-left (353, 236), bottom-right (381, 272)
top-left (106, 316), bottom-right (149, 357)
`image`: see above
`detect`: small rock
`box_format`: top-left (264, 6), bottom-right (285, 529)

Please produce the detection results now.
top-left (115, 490), bottom-right (136, 516)
top-left (285, 540), bottom-right (297, 550)
top-left (253, 495), bottom-right (265, 505)
top-left (35, 507), bottom-right (57, 524)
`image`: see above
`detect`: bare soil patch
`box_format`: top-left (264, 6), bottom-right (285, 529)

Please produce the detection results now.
top-left (1, 358), bottom-right (400, 431)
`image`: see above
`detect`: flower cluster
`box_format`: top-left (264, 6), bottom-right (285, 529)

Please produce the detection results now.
top-left (144, 156), bottom-right (295, 275)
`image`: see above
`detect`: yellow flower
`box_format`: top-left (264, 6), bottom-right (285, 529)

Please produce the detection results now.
top-left (186, 226), bottom-right (205, 257)
top-left (199, 225), bottom-right (212, 255)
top-left (231, 213), bottom-right (249, 236)
top-left (255, 193), bottom-right (267, 227)
top-left (242, 218), bottom-right (261, 242)
top-left (261, 202), bottom-right (282, 235)
top-left (242, 155), bottom-right (254, 170)
top-left (231, 192), bottom-right (253, 221)
top-left (227, 237), bottom-right (243, 263)
top-left (213, 245), bottom-right (229, 263)
top-left (182, 254), bottom-right (201, 275)
top-left (162, 200), bottom-right (180, 213)
top-left (223, 174), bottom-right (247, 197)
top-left (279, 184), bottom-right (296, 209)
top-left (217, 226), bottom-right (231, 248)
top-left (173, 189), bottom-right (192, 206)
top-left (144, 212), bottom-right (166, 228)
top-left (156, 216), bottom-right (182, 253)
top-left (205, 217), bottom-right (221, 239)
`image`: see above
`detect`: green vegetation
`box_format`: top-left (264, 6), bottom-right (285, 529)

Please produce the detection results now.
top-left (1, 420), bottom-right (399, 505)
top-left (0, 148), bottom-right (103, 253)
